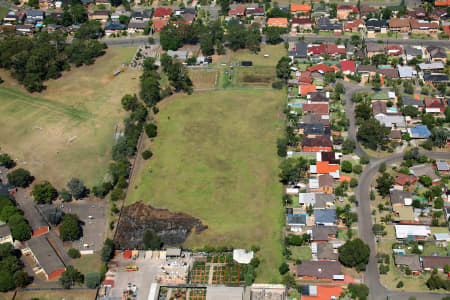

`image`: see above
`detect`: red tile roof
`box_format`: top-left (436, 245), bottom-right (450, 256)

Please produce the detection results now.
top-left (229, 5), bottom-right (245, 16)
top-left (291, 4), bottom-right (312, 12)
top-left (302, 286), bottom-right (343, 300)
top-left (435, 0), bottom-right (450, 6)
top-left (386, 45), bottom-right (403, 56)
top-left (299, 84), bottom-right (317, 96)
top-left (308, 44), bottom-right (327, 55)
top-left (344, 19), bottom-right (365, 31)
top-left (339, 60), bottom-right (356, 72)
top-left (327, 44), bottom-right (346, 55)
top-left (303, 103), bottom-right (329, 115)
top-left (316, 161), bottom-right (340, 173)
top-left (307, 63), bottom-right (335, 73)
top-left (291, 18), bottom-right (313, 25)
top-left (153, 7), bottom-right (172, 18)
top-left (297, 71), bottom-right (312, 84)
top-left (396, 173), bottom-right (417, 185)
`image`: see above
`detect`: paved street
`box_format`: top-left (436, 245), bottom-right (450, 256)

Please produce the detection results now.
top-left (341, 81), bottom-right (450, 300)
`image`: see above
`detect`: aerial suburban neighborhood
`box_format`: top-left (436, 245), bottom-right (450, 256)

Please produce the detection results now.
top-left (0, 0), bottom-right (449, 299)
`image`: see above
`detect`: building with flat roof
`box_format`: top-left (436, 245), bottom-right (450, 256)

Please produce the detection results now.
top-left (206, 286), bottom-right (244, 300)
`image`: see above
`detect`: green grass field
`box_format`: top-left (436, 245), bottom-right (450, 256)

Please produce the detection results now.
top-left (72, 253), bottom-right (102, 275)
top-left (128, 89), bottom-right (285, 282)
top-left (0, 47), bottom-right (139, 187)
top-left (0, 6), bottom-right (9, 19)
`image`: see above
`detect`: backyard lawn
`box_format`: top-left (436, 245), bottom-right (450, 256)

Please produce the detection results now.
top-left (127, 89), bottom-right (285, 282)
top-left (290, 246), bottom-right (312, 261)
top-left (0, 47), bottom-right (139, 187)
top-left (14, 290), bottom-right (97, 300)
top-left (72, 253), bottom-right (102, 275)
top-left (0, 6), bottom-right (8, 19)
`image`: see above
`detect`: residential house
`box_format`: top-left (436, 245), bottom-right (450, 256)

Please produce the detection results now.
top-left (423, 73), bottom-right (449, 86)
top-left (366, 18), bottom-right (388, 33)
top-left (343, 19), bottom-right (364, 32)
top-left (308, 44), bottom-right (327, 57)
top-left (152, 20), bottom-right (168, 32)
top-left (296, 71), bottom-right (313, 84)
top-left (302, 136), bottom-right (333, 152)
top-left (311, 225), bottom-right (338, 242)
top-left (228, 5), bottom-right (245, 18)
top-left (401, 95), bottom-right (424, 111)
top-left (426, 46), bottom-right (447, 63)
top-left (0, 225), bottom-right (12, 244)
top-left (435, 161), bottom-right (449, 173)
top-left (3, 10), bottom-right (26, 24)
top-left (389, 130), bottom-right (402, 141)
top-left (16, 24), bottom-right (34, 34)
top-left (307, 63), bottom-right (335, 73)
top-left (46, 11), bottom-right (63, 21)
top-left (22, 234), bottom-right (66, 280)
top-left (308, 92), bottom-right (330, 103)
top-left (310, 161), bottom-right (340, 179)
top-left (302, 103), bottom-right (329, 115)
top-left (298, 123), bottom-right (330, 136)
top-left (245, 7), bottom-right (265, 17)
top-left (378, 68), bottom-right (399, 79)
top-left (130, 10), bottom-right (152, 22)
top-left (327, 44), bottom-right (346, 58)
top-left (360, 5), bottom-right (378, 19)
top-left (409, 19), bottom-right (439, 34)
top-left (314, 209), bottom-right (336, 226)
top-left (410, 164), bottom-right (441, 185)
top-left (418, 61), bottom-right (444, 72)
top-left (366, 43), bottom-right (385, 58)
top-left (153, 7), bottom-right (172, 20)
top-left (397, 65), bottom-right (417, 79)
top-left (317, 17), bottom-right (342, 32)
top-left (128, 21), bottom-right (147, 33)
top-left (26, 9), bottom-right (44, 21)
top-left (291, 18), bottom-right (313, 32)
top-left (289, 41), bottom-right (308, 59)
top-left (267, 18), bottom-right (288, 28)
top-left (336, 4), bottom-right (357, 20)
top-left (390, 190), bottom-right (413, 207)
top-left (287, 214), bottom-right (307, 231)
top-left (291, 4), bottom-right (311, 17)
top-left (302, 285), bottom-right (343, 300)
top-left (375, 114), bottom-right (406, 129)
top-left (389, 18), bottom-right (410, 32)
top-left (371, 91), bottom-right (396, 103)
top-left (422, 256), bottom-right (450, 272)
top-left (357, 65), bottom-right (377, 80)
top-left (339, 60), bottom-right (356, 74)
top-left (317, 243), bottom-right (338, 261)
top-left (386, 45), bottom-right (403, 56)
top-left (297, 261), bottom-right (341, 280)
top-left (408, 125), bottom-right (431, 139)
top-left (394, 255), bottom-right (421, 274)
top-left (424, 97), bottom-right (446, 113)
top-left (404, 45), bottom-right (424, 61)
top-left (299, 84), bottom-right (317, 97)
top-left (89, 10), bottom-right (109, 21)
top-left (300, 193), bottom-right (334, 208)
top-left (301, 115), bottom-right (331, 127)
top-left (104, 22), bottom-right (126, 36)
top-left (394, 224), bottom-right (431, 240)
top-left (317, 151), bottom-right (341, 164)
top-left (395, 173), bottom-right (418, 186)
top-left (167, 50), bottom-right (189, 60)
top-left (309, 174), bottom-right (334, 194)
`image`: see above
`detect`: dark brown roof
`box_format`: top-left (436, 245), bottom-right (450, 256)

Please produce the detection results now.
top-left (297, 260), bottom-right (341, 279)
top-left (372, 101), bottom-right (387, 115)
top-left (422, 256), bottom-right (450, 269)
top-left (301, 115), bottom-right (330, 126)
top-left (319, 174), bottom-right (334, 188)
top-left (302, 136), bottom-right (333, 148)
top-left (389, 130), bottom-right (402, 139)
top-left (389, 18), bottom-right (410, 28)
top-left (312, 225), bottom-right (338, 241)
top-left (377, 68), bottom-right (399, 79)
top-left (320, 152), bottom-right (340, 164)
top-left (358, 65), bottom-right (377, 73)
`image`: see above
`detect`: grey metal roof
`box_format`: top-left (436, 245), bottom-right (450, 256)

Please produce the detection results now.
top-left (394, 254), bottom-right (421, 271)
top-left (436, 160), bottom-right (449, 171)
top-left (314, 208), bottom-right (336, 224)
top-left (288, 214), bottom-right (307, 225)
top-left (26, 234), bottom-right (66, 276)
top-left (0, 224), bottom-right (11, 238)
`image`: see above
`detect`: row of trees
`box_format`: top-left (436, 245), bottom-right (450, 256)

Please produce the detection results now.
top-left (0, 28), bottom-right (106, 92)
top-left (160, 19), bottom-right (262, 54)
top-left (0, 243), bottom-right (31, 292)
top-left (0, 195), bottom-right (32, 241)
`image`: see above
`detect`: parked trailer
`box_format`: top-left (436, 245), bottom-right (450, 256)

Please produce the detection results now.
top-left (113, 70), bottom-right (121, 76)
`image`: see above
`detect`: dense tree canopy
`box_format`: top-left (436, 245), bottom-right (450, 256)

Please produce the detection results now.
top-left (31, 181), bottom-right (58, 204)
top-left (59, 266), bottom-right (84, 289)
top-left (276, 56), bottom-right (291, 82)
top-left (376, 172), bottom-right (394, 197)
top-left (338, 238), bottom-right (370, 271)
top-left (0, 154), bottom-right (14, 169)
top-left (357, 118), bottom-right (391, 150)
top-left (59, 213), bottom-right (81, 241)
top-left (67, 178), bottom-right (86, 200)
top-left (7, 168), bottom-right (33, 188)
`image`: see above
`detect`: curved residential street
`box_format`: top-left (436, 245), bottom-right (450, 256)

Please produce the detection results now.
top-left (342, 81), bottom-right (450, 300)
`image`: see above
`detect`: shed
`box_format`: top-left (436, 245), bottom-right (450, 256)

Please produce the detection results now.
top-left (166, 248), bottom-right (181, 257)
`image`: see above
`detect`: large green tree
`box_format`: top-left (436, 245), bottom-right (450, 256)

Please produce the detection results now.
top-left (31, 181), bottom-right (58, 204)
top-left (376, 172), bottom-right (394, 197)
top-left (276, 56), bottom-right (291, 82)
top-left (338, 238), bottom-right (370, 272)
top-left (59, 214), bottom-right (81, 241)
top-left (7, 168), bottom-right (33, 188)
top-left (357, 119), bottom-right (390, 150)
top-left (59, 266), bottom-right (84, 289)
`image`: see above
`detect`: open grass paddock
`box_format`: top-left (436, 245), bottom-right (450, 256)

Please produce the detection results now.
top-left (128, 89), bottom-right (285, 282)
top-left (0, 47), bottom-right (139, 187)
top-left (14, 289), bottom-right (97, 300)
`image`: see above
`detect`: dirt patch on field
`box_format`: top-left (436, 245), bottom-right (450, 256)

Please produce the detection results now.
top-left (116, 201), bottom-right (208, 249)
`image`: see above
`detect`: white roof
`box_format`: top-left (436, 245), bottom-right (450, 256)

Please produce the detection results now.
top-left (148, 283), bottom-right (158, 300)
top-left (375, 115), bottom-right (406, 128)
top-left (397, 65), bottom-right (416, 78)
top-left (434, 233), bottom-right (450, 241)
top-left (395, 225), bottom-right (430, 239)
top-left (310, 165), bottom-right (317, 173)
top-left (309, 178), bottom-right (319, 189)
top-left (388, 91), bottom-right (396, 99)
top-left (233, 249), bottom-right (254, 264)
top-left (286, 188), bottom-right (299, 195)
top-left (299, 193), bottom-right (316, 204)
top-left (418, 61), bottom-right (444, 70)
